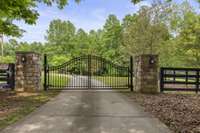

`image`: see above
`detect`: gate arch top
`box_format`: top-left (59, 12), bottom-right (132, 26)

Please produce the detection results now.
top-left (48, 55), bottom-right (128, 70)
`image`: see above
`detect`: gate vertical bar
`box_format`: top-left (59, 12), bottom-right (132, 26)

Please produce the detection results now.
top-left (130, 56), bottom-right (133, 91)
top-left (44, 54), bottom-right (47, 91)
top-left (88, 55), bottom-right (91, 88)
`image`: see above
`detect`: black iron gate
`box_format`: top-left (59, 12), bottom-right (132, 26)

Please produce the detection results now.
top-left (44, 55), bottom-right (133, 90)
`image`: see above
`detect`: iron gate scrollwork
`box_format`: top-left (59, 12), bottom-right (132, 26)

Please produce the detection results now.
top-left (44, 55), bottom-right (133, 90)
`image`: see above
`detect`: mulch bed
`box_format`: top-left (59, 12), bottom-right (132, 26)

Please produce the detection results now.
top-left (125, 93), bottom-right (200, 133)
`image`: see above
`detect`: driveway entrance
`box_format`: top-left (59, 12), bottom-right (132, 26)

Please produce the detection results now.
top-left (1, 91), bottom-right (171, 133)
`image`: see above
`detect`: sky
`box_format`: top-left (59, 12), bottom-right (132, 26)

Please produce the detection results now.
top-left (6, 0), bottom-right (200, 43)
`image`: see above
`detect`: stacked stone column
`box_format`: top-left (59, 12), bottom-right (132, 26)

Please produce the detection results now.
top-left (15, 52), bottom-right (42, 92)
top-left (134, 54), bottom-right (159, 93)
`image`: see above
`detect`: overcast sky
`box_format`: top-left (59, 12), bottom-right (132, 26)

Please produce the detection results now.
top-left (6, 0), bottom-right (199, 43)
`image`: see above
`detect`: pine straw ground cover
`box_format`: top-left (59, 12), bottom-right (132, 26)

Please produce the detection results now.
top-left (0, 90), bottom-right (60, 130)
top-left (124, 93), bottom-right (200, 133)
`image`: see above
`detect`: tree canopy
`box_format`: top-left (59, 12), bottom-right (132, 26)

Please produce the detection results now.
top-left (0, 0), bottom-right (80, 37)
top-left (1, 0), bottom-right (198, 37)
top-left (131, 0), bottom-right (200, 4)
top-left (1, 1), bottom-right (200, 68)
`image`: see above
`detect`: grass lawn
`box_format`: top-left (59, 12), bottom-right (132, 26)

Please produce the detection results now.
top-left (95, 76), bottom-right (129, 88)
top-left (0, 90), bottom-right (60, 130)
top-left (42, 73), bottom-right (70, 88)
top-left (0, 73), bottom-right (67, 130)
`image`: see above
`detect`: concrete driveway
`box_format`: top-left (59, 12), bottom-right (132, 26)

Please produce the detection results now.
top-left (1, 91), bottom-right (171, 133)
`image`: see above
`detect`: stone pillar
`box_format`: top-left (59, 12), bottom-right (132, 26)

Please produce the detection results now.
top-left (134, 54), bottom-right (159, 93)
top-left (15, 52), bottom-right (42, 92)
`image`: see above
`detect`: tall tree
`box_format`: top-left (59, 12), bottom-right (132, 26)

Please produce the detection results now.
top-left (45, 19), bottom-right (76, 56)
top-left (102, 15), bottom-right (122, 62)
top-left (74, 28), bottom-right (89, 55)
top-left (177, 12), bottom-right (200, 67)
top-left (158, 1), bottom-right (194, 67)
top-left (122, 5), bottom-right (170, 56)
top-left (88, 29), bottom-right (103, 55)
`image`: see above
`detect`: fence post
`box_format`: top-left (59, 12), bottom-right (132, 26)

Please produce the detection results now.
top-left (6, 65), bottom-right (10, 88)
top-left (160, 68), bottom-right (164, 93)
top-left (130, 56), bottom-right (133, 91)
top-left (196, 70), bottom-right (199, 94)
top-left (10, 63), bottom-right (15, 90)
top-left (7, 63), bottom-right (15, 90)
top-left (44, 54), bottom-right (47, 91)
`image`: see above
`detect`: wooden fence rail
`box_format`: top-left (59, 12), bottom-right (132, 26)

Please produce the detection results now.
top-left (160, 67), bottom-right (200, 93)
top-left (0, 63), bottom-right (15, 89)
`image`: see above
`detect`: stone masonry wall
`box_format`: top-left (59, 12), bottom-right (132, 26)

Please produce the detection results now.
top-left (134, 54), bottom-right (159, 93)
top-left (15, 52), bottom-right (41, 92)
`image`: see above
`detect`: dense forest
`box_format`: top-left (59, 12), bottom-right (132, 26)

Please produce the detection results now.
top-left (1, 1), bottom-right (200, 67)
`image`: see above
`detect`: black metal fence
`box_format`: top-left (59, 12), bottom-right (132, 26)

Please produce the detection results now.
top-left (0, 63), bottom-right (15, 89)
top-left (160, 67), bottom-right (200, 93)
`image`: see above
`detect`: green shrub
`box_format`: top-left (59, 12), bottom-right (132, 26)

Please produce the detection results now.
top-left (0, 56), bottom-right (15, 63)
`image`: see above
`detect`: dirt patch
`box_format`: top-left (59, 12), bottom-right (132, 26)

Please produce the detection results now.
top-left (124, 93), bottom-right (200, 133)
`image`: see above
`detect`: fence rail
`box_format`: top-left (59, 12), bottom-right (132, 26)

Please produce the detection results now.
top-left (0, 63), bottom-right (15, 89)
top-left (160, 67), bottom-right (200, 93)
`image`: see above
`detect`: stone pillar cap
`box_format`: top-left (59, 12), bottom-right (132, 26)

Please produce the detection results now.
top-left (136, 54), bottom-right (158, 57)
top-left (16, 51), bottom-right (40, 55)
